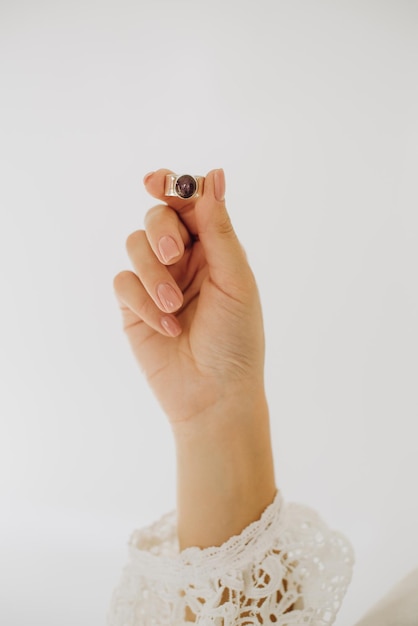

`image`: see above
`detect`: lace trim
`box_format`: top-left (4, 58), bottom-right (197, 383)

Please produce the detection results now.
top-left (107, 491), bottom-right (354, 625)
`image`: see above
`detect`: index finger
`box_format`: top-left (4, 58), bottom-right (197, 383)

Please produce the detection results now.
top-left (143, 169), bottom-right (202, 235)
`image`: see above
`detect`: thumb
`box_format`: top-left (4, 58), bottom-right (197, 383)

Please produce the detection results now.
top-left (196, 169), bottom-right (248, 292)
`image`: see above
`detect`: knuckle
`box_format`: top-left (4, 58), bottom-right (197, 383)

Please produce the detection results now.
top-left (216, 214), bottom-right (234, 237)
top-left (113, 270), bottom-right (133, 292)
top-left (125, 229), bottom-right (145, 253)
top-left (143, 204), bottom-right (166, 228)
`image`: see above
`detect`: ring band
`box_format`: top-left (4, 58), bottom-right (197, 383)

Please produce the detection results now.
top-left (164, 174), bottom-right (204, 200)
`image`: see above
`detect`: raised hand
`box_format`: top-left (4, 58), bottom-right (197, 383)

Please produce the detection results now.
top-left (113, 168), bottom-right (276, 548)
top-left (113, 168), bottom-right (266, 428)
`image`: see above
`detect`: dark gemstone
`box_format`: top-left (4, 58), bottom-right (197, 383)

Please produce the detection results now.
top-left (175, 175), bottom-right (197, 199)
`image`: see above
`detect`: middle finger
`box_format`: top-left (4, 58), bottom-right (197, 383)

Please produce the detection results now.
top-left (144, 204), bottom-right (191, 266)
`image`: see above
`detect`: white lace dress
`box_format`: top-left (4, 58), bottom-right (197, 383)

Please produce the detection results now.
top-left (107, 490), bottom-right (354, 625)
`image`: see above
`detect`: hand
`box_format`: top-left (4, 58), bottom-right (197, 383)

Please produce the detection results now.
top-left (113, 168), bottom-right (277, 548)
top-left (113, 168), bottom-right (267, 429)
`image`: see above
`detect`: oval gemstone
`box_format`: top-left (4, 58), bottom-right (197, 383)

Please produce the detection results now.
top-left (175, 175), bottom-right (197, 199)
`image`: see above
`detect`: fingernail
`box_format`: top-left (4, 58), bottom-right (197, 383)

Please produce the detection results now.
top-left (214, 168), bottom-right (225, 202)
top-left (143, 171), bottom-right (155, 184)
top-left (157, 283), bottom-right (182, 312)
top-left (158, 236), bottom-right (180, 263)
top-left (161, 315), bottom-right (182, 337)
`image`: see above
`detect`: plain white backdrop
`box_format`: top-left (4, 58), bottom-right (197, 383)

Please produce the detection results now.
top-left (1, 1), bottom-right (417, 624)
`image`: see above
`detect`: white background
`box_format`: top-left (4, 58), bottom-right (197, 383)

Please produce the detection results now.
top-left (1, 1), bottom-right (417, 624)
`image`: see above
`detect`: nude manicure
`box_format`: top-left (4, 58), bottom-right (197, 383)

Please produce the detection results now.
top-left (157, 283), bottom-right (182, 312)
top-left (214, 168), bottom-right (225, 202)
top-left (158, 236), bottom-right (180, 263)
top-left (161, 316), bottom-right (181, 337)
top-left (143, 171), bottom-right (155, 184)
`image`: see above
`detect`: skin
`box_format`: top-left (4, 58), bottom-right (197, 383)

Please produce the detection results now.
top-left (113, 168), bottom-right (277, 550)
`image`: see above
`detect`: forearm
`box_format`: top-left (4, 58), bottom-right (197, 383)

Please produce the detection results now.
top-left (172, 386), bottom-right (277, 550)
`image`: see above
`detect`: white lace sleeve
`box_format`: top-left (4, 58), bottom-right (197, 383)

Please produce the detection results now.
top-left (107, 491), bottom-right (354, 626)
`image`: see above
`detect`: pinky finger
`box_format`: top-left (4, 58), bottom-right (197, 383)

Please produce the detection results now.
top-left (113, 270), bottom-right (182, 338)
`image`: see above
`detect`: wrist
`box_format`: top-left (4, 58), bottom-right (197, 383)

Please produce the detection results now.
top-left (170, 380), bottom-right (269, 439)
top-left (172, 388), bottom-right (277, 549)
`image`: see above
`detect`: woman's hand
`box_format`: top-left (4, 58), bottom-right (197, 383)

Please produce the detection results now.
top-left (113, 168), bottom-right (266, 428)
top-left (113, 168), bottom-right (276, 548)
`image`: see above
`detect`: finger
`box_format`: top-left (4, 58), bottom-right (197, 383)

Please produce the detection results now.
top-left (113, 270), bottom-right (182, 338)
top-left (144, 204), bottom-right (190, 265)
top-left (143, 169), bottom-right (200, 235)
top-left (126, 229), bottom-right (184, 314)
